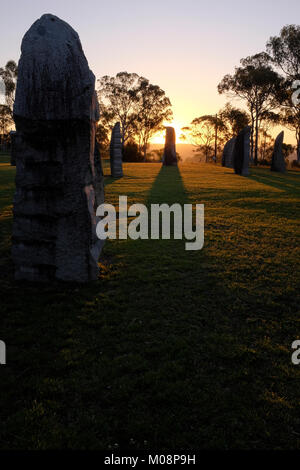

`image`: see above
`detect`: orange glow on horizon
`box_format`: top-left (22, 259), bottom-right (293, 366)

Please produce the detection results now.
top-left (150, 121), bottom-right (187, 145)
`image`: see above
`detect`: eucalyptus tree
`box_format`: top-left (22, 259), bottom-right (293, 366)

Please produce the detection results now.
top-left (98, 72), bottom-right (172, 159)
top-left (219, 103), bottom-right (250, 140)
top-left (0, 60), bottom-right (18, 145)
top-left (182, 115), bottom-right (227, 163)
top-left (97, 72), bottom-right (142, 147)
top-left (267, 25), bottom-right (300, 161)
top-left (134, 78), bottom-right (173, 160)
top-left (218, 53), bottom-right (283, 165)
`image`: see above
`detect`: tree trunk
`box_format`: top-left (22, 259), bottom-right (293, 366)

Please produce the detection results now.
top-left (250, 115), bottom-right (254, 164)
top-left (143, 139), bottom-right (148, 162)
top-left (214, 114), bottom-right (218, 163)
top-left (254, 115), bottom-right (259, 166)
top-left (297, 140), bottom-right (300, 163)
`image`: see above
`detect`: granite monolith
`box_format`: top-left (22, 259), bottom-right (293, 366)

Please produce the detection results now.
top-left (233, 126), bottom-right (251, 176)
top-left (162, 127), bottom-right (177, 166)
top-left (12, 14), bottom-right (105, 282)
top-left (271, 131), bottom-right (285, 173)
top-left (110, 122), bottom-right (123, 177)
top-left (222, 137), bottom-right (236, 168)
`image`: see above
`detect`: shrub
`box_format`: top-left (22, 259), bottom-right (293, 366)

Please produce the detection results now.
top-left (291, 159), bottom-right (300, 169)
top-left (258, 158), bottom-right (271, 166)
top-left (123, 141), bottom-right (144, 162)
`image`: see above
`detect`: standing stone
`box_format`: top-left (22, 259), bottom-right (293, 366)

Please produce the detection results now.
top-left (12, 14), bottom-right (105, 282)
top-left (271, 131), bottom-right (285, 173)
top-left (162, 127), bottom-right (177, 166)
top-left (110, 122), bottom-right (123, 177)
top-left (233, 126), bottom-right (251, 176)
top-left (222, 137), bottom-right (236, 168)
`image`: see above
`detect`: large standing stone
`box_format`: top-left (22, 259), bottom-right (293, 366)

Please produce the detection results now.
top-left (162, 127), bottom-right (177, 166)
top-left (271, 131), bottom-right (285, 173)
top-left (12, 14), bottom-right (105, 282)
top-left (222, 137), bottom-right (236, 168)
top-left (110, 122), bottom-right (123, 177)
top-left (233, 126), bottom-right (251, 176)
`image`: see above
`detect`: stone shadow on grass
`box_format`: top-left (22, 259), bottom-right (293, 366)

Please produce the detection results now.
top-left (249, 169), bottom-right (300, 195)
top-left (1, 163), bottom-right (299, 449)
top-left (104, 175), bottom-right (124, 187)
top-left (146, 165), bottom-right (189, 206)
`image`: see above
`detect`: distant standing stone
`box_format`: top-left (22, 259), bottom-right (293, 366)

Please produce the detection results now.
top-left (222, 137), bottom-right (236, 168)
top-left (110, 122), bottom-right (123, 177)
top-left (163, 127), bottom-right (177, 166)
top-left (271, 131), bottom-right (285, 173)
top-left (233, 126), bottom-right (251, 176)
top-left (12, 14), bottom-right (105, 282)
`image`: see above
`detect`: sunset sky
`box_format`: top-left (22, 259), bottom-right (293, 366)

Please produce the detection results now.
top-left (1, 0), bottom-right (300, 144)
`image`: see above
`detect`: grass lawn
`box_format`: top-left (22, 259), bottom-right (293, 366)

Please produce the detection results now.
top-left (0, 159), bottom-right (299, 450)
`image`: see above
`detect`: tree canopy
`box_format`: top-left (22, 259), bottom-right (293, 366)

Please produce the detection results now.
top-left (0, 60), bottom-right (18, 143)
top-left (267, 25), bottom-right (300, 79)
top-left (97, 72), bottom-right (172, 159)
top-left (267, 25), bottom-right (300, 161)
top-left (98, 72), bottom-right (142, 147)
top-left (134, 78), bottom-right (172, 159)
top-left (218, 53), bottom-right (283, 164)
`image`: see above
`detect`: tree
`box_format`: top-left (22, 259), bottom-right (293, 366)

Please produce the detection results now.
top-left (0, 60), bottom-right (18, 110)
top-left (182, 115), bottom-right (227, 163)
top-left (96, 122), bottom-right (110, 153)
top-left (219, 103), bottom-right (250, 139)
top-left (282, 143), bottom-right (295, 160)
top-left (122, 140), bottom-right (143, 162)
top-left (267, 26), bottom-right (300, 161)
top-left (218, 53), bottom-right (283, 165)
top-left (134, 79), bottom-right (172, 160)
top-left (0, 105), bottom-right (13, 143)
top-left (267, 25), bottom-right (300, 79)
top-left (258, 111), bottom-right (280, 161)
top-left (98, 72), bottom-right (172, 160)
top-left (0, 60), bottom-right (17, 148)
top-left (281, 99), bottom-right (300, 162)
top-left (97, 72), bottom-right (142, 147)
top-left (259, 111), bottom-right (280, 159)
top-left (147, 147), bottom-right (164, 162)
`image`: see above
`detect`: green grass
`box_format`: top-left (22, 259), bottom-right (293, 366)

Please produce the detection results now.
top-left (0, 153), bottom-right (11, 164)
top-left (0, 161), bottom-right (299, 450)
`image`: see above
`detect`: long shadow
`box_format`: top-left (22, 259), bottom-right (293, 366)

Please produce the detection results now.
top-left (181, 166), bottom-right (299, 220)
top-left (104, 175), bottom-right (123, 187)
top-left (104, 174), bottom-right (142, 188)
top-left (146, 165), bottom-right (189, 206)
top-left (1, 161), bottom-right (299, 449)
top-left (249, 168), bottom-right (300, 195)
top-left (142, 165), bottom-right (197, 245)
top-left (119, 164), bottom-right (200, 284)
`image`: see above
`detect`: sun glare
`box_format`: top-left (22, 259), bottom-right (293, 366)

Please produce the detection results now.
top-left (150, 122), bottom-right (186, 145)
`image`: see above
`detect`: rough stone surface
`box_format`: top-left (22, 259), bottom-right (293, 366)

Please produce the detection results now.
top-left (271, 131), bottom-right (285, 173)
top-left (110, 122), bottom-right (123, 177)
top-left (12, 14), bottom-right (105, 282)
top-left (162, 127), bottom-right (177, 166)
top-left (222, 137), bottom-right (236, 168)
top-left (233, 126), bottom-right (251, 176)
top-left (14, 14), bottom-right (95, 120)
